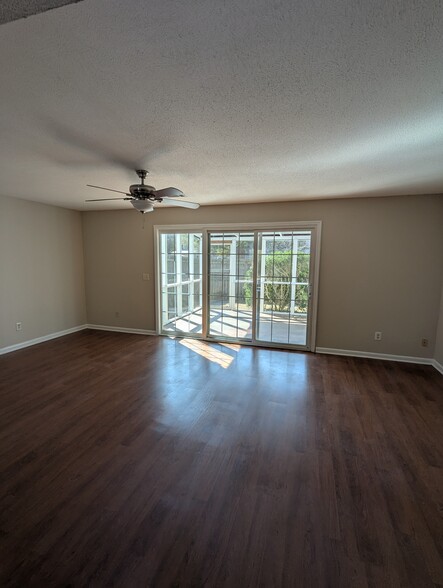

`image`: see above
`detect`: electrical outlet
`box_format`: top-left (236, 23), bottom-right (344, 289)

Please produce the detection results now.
top-left (16, 322), bottom-right (22, 331)
top-left (115, 311), bottom-right (120, 318)
top-left (421, 338), bottom-right (428, 347)
top-left (374, 331), bottom-right (382, 341)
top-left (142, 273), bottom-right (150, 281)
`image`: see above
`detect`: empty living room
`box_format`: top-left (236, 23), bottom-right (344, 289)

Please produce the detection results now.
top-left (1, 1), bottom-right (442, 586)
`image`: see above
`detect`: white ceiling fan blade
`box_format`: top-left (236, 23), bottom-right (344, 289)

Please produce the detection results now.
top-left (87, 184), bottom-right (129, 195)
top-left (161, 197), bottom-right (200, 209)
top-left (154, 187), bottom-right (184, 198)
top-left (86, 197), bottom-right (132, 202)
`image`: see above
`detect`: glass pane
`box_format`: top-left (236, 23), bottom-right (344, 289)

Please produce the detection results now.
top-left (182, 294), bottom-right (189, 314)
top-left (167, 255), bottom-right (176, 273)
top-left (289, 315), bottom-right (307, 346)
top-left (166, 234), bottom-right (176, 254)
top-left (180, 234), bottom-right (189, 252)
top-left (208, 232), bottom-right (253, 341)
top-left (257, 231), bottom-right (311, 347)
top-left (160, 232), bottom-right (203, 334)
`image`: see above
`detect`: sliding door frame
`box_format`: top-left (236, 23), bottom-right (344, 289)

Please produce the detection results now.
top-left (154, 221), bottom-right (322, 351)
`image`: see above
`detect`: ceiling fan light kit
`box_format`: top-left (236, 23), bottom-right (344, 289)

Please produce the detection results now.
top-left (131, 200), bottom-right (154, 213)
top-left (86, 169), bottom-right (199, 213)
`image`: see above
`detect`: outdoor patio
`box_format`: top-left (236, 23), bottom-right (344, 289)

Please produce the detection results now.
top-left (163, 308), bottom-right (307, 346)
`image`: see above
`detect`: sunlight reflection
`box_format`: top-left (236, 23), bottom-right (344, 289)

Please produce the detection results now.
top-left (219, 343), bottom-right (241, 352)
top-left (179, 339), bottom-right (234, 368)
top-left (281, 114), bottom-right (443, 173)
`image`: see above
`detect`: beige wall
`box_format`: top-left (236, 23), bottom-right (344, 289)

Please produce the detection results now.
top-left (434, 285), bottom-right (443, 366)
top-left (82, 194), bottom-right (443, 358)
top-left (0, 195), bottom-right (87, 349)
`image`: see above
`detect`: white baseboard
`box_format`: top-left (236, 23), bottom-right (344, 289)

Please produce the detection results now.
top-left (315, 347), bottom-right (439, 369)
top-left (86, 324), bottom-right (157, 336)
top-left (431, 359), bottom-right (443, 375)
top-left (0, 324), bottom-right (88, 355)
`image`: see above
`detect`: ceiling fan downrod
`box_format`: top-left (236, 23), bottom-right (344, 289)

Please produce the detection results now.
top-left (136, 169), bottom-right (148, 184)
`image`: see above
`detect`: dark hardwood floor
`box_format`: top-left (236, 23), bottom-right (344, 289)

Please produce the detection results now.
top-left (0, 330), bottom-right (442, 587)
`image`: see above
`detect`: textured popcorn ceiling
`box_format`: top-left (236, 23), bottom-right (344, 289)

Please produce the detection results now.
top-left (0, 0), bottom-right (85, 25)
top-left (0, 0), bottom-right (442, 210)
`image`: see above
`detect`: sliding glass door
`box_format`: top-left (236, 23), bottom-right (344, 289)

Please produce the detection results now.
top-left (208, 232), bottom-right (254, 340)
top-left (157, 223), bottom-right (319, 350)
top-left (256, 231), bottom-right (311, 347)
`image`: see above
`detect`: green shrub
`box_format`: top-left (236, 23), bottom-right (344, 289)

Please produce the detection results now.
top-left (243, 250), bottom-right (309, 312)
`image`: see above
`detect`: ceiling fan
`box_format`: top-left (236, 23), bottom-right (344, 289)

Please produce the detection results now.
top-left (86, 169), bottom-right (199, 213)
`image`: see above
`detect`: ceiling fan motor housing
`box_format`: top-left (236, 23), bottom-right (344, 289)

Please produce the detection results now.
top-left (129, 184), bottom-right (156, 198)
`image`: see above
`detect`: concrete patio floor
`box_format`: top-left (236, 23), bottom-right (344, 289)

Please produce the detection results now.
top-left (163, 308), bottom-right (307, 346)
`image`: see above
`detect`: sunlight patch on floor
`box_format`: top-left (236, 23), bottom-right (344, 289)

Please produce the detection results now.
top-left (179, 338), bottom-right (234, 368)
top-left (219, 342), bottom-right (241, 352)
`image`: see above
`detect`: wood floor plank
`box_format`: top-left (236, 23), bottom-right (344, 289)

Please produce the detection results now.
top-left (0, 330), bottom-right (442, 587)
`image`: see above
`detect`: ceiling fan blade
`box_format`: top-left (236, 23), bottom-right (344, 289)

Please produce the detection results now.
top-left (87, 184), bottom-right (129, 195)
top-left (85, 197), bottom-right (133, 202)
top-left (160, 197), bottom-right (200, 209)
top-left (154, 187), bottom-right (184, 198)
